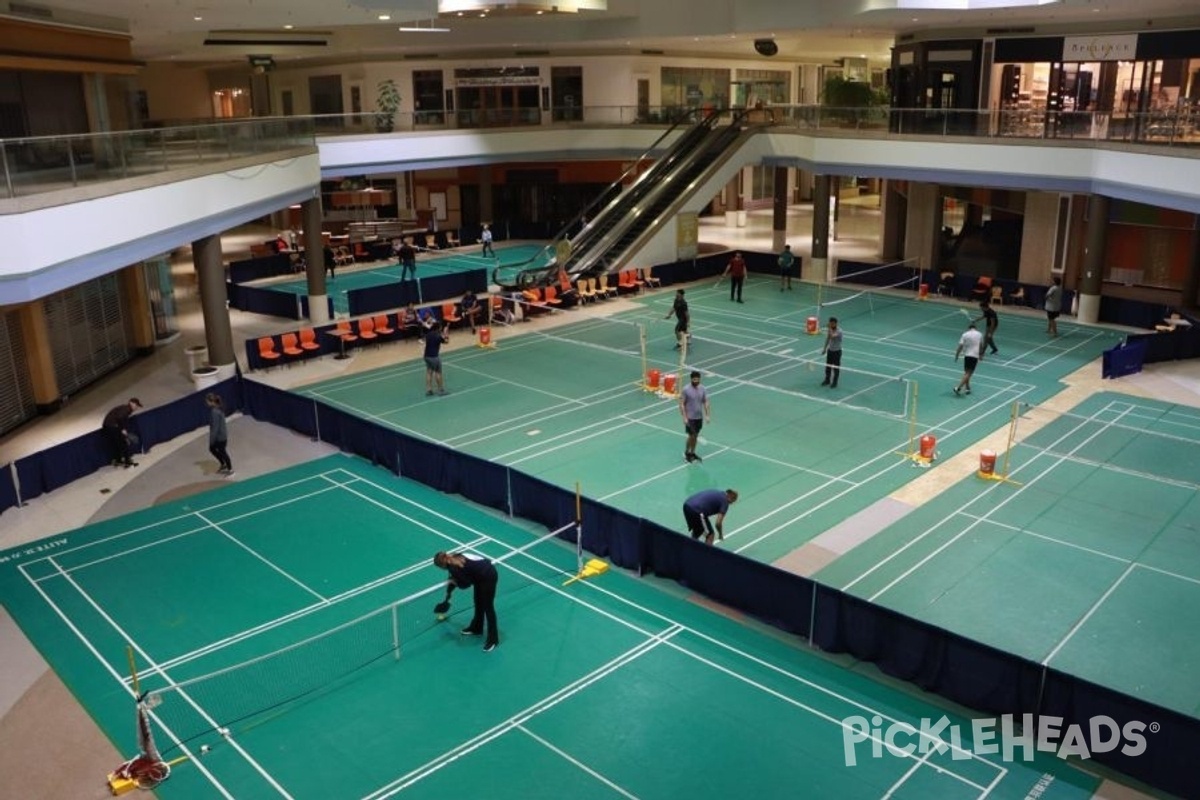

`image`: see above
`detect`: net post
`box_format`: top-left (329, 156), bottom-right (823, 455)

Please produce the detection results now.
top-left (392, 602), bottom-right (400, 659)
top-left (999, 400), bottom-right (1020, 479)
top-left (127, 644), bottom-right (140, 698)
top-left (638, 323), bottom-right (649, 391)
top-left (907, 381), bottom-right (918, 459)
top-left (575, 482), bottom-right (583, 576)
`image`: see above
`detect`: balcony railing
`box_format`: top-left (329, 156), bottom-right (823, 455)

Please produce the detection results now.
top-left (1, 104), bottom-right (1196, 200)
top-left (0, 117), bottom-right (316, 200)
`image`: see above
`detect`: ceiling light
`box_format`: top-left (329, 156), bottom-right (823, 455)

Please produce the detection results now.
top-left (284, 24), bottom-right (294, 30)
top-left (399, 19), bottom-right (452, 32)
top-left (437, 1), bottom-right (607, 15)
top-left (378, 14), bottom-right (391, 20)
top-left (193, 15), bottom-right (202, 21)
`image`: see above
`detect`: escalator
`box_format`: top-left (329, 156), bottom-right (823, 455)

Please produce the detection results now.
top-left (496, 109), bottom-right (735, 290)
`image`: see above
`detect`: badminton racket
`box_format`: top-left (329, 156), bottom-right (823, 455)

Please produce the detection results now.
top-left (959, 308), bottom-right (973, 321)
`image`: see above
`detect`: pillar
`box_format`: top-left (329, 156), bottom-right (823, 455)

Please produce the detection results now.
top-left (772, 166), bottom-right (789, 252)
top-left (723, 173), bottom-right (740, 226)
top-left (1018, 192), bottom-right (1060, 286)
top-left (302, 198), bottom-right (330, 324)
top-left (118, 264), bottom-right (156, 355)
top-left (193, 234), bottom-right (237, 380)
top-left (1181, 216), bottom-right (1200, 312)
top-left (479, 167), bottom-right (494, 229)
top-left (880, 180), bottom-right (906, 262)
top-left (1077, 194), bottom-right (1108, 323)
top-left (16, 301), bottom-right (60, 412)
top-left (903, 182), bottom-right (943, 276)
top-left (809, 174), bottom-right (831, 283)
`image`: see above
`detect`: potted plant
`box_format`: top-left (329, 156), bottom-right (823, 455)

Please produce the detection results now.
top-left (375, 78), bottom-right (400, 132)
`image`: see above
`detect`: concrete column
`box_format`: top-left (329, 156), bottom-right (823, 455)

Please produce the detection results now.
top-left (1018, 192), bottom-right (1060, 286)
top-left (903, 182), bottom-right (942, 276)
top-left (1182, 216), bottom-right (1200, 312)
top-left (1077, 194), bottom-right (1108, 323)
top-left (809, 174), bottom-right (831, 283)
top-left (302, 198), bottom-right (329, 324)
top-left (724, 173), bottom-right (739, 226)
top-left (16, 300), bottom-right (60, 412)
top-left (880, 180), bottom-right (905, 262)
top-left (193, 234), bottom-right (237, 379)
top-left (772, 166), bottom-right (789, 252)
top-left (479, 167), bottom-right (494, 228)
top-left (118, 264), bottom-right (155, 355)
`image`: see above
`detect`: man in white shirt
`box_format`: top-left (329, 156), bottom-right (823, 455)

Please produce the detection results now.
top-left (954, 323), bottom-right (984, 396)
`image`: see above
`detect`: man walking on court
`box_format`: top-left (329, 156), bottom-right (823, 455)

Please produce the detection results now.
top-left (434, 550), bottom-right (499, 652)
top-left (679, 370), bottom-right (711, 463)
top-left (665, 288), bottom-right (691, 350)
top-left (974, 298), bottom-right (1000, 356)
top-left (480, 223), bottom-right (495, 258)
top-left (398, 237), bottom-right (417, 283)
top-left (1044, 276), bottom-right (1062, 336)
top-left (423, 320), bottom-right (450, 396)
top-left (778, 243), bottom-right (795, 291)
top-left (821, 316), bottom-right (842, 388)
top-left (682, 488), bottom-right (738, 545)
top-left (954, 322), bottom-right (984, 395)
top-left (722, 251), bottom-right (747, 302)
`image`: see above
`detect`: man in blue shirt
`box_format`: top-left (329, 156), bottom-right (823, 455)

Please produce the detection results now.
top-left (434, 551), bottom-right (499, 651)
top-left (682, 488), bottom-right (738, 545)
top-left (679, 369), bottom-right (710, 463)
top-left (423, 321), bottom-right (449, 396)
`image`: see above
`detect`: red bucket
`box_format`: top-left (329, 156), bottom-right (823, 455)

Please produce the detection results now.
top-left (979, 449), bottom-right (997, 475)
top-left (806, 316), bottom-right (819, 335)
top-left (919, 435), bottom-right (936, 459)
top-left (479, 327), bottom-right (491, 345)
top-left (663, 374), bottom-right (678, 393)
top-left (646, 369), bottom-right (661, 389)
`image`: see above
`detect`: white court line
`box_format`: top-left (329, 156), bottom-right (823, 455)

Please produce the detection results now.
top-left (19, 561), bottom-right (239, 799)
top-left (38, 557), bottom-right (286, 797)
top-left (1041, 564), bottom-right (1137, 666)
top-left (847, 402), bottom-right (1135, 601)
top-left (196, 510), bottom-right (328, 602)
top-left (516, 724), bottom-right (639, 799)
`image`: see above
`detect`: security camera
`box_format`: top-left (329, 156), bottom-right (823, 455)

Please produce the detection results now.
top-left (754, 39), bottom-right (778, 57)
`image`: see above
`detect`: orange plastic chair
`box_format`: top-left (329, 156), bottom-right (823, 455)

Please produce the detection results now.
top-left (280, 332), bottom-right (304, 358)
top-left (373, 314), bottom-right (395, 337)
top-left (335, 320), bottom-right (358, 345)
top-left (441, 302), bottom-right (462, 325)
top-left (356, 316), bottom-right (377, 343)
top-left (544, 285), bottom-right (562, 306)
top-left (298, 327), bottom-right (321, 351)
top-left (258, 336), bottom-right (282, 367)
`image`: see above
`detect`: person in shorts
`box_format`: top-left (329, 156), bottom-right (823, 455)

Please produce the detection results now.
top-left (679, 370), bottom-right (710, 463)
top-left (1044, 276), bottom-right (1062, 336)
top-left (682, 488), bottom-right (738, 545)
top-left (778, 244), bottom-right (795, 291)
top-left (423, 321), bottom-right (449, 396)
top-left (665, 288), bottom-right (690, 350)
top-left (954, 322), bottom-right (984, 396)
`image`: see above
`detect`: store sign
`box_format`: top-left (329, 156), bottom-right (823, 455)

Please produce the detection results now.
top-left (455, 75), bottom-right (541, 87)
top-left (1062, 34), bottom-right (1137, 62)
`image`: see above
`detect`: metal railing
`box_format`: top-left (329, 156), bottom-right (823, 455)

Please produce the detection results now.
top-left (0, 117), bottom-right (316, 200)
top-left (2, 104), bottom-right (1196, 200)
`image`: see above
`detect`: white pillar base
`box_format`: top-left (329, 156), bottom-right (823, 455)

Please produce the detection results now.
top-left (805, 256), bottom-right (827, 284)
top-left (1076, 292), bottom-right (1100, 324)
top-left (309, 295), bottom-right (331, 325)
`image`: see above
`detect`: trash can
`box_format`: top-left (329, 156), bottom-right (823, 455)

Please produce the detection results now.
top-left (191, 366), bottom-right (220, 390)
top-left (185, 344), bottom-right (208, 373)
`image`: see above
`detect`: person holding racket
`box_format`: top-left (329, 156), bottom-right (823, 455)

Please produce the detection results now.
top-left (974, 298), bottom-right (1000, 356)
top-left (433, 551), bottom-right (499, 652)
top-left (679, 370), bottom-right (710, 463)
top-left (721, 251), bottom-right (747, 302)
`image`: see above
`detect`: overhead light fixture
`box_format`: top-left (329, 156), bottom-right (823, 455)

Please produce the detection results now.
top-left (398, 19), bottom-right (452, 32)
top-left (437, 1), bottom-right (607, 15)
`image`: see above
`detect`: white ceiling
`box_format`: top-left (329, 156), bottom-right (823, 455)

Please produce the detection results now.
top-left (12, 0), bottom-right (1200, 68)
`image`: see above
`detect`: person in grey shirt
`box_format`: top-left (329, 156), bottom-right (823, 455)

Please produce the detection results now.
top-left (679, 370), bottom-right (711, 463)
top-left (206, 392), bottom-right (233, 476)
top-left (1044, 276), bottom-right (1062, 337)
top-left (821, 316), bottom-right (843, 388)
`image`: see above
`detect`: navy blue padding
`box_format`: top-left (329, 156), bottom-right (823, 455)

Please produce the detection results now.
top-left (0, 460), bottom-right (16, 515)
top-left (242, 381), bottom-right (320, 440)
top-left (231, 284), bottom-right (303, 319)
top-left (510, 471), bottom-right (577, 533)
top-left (229, 253), bottom-right (292, 284)
top-left (1101, 339), bottom-right (1148, 378)
top-left (1040, 669), bottom-right (1200, 800)
top-left (578, 499), bottom-right (641, 570)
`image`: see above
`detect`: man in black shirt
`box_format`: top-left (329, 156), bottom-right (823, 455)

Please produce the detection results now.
top-left (975, 299), bottom-right (1000, 356)
top-left (434, 551), bottom-right (499, 651)
top-left (423, 321), bottom-right (449, 396)
top-left (665, 288), bottom-right (690, 350)
top-left (102, 397), bottom-right (142, 467)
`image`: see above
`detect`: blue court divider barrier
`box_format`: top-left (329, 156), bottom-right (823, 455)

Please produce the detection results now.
top-left (1102, 338), bottom-right (1148, 378)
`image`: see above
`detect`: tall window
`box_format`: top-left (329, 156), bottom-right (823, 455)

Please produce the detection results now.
top-left (412, 70), bottom-right (445, 125)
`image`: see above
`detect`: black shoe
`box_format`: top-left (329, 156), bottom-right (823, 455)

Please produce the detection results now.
top-left (691, 453), bottom-right (703, 463)
top-left (830, 383), bottom-right (837, 389)
top-left (820, 379), bottom-right (830, 386)
top-left (736, 299), bottom-right (744, 303)
top-left (483, 642), bottom-right (497, 652)
top-left (953, 386), bottom-right (961, 395)
top-left (684, 452), bottom-right (695, 463)
top-left (965, 388), bottom-right (972, 395)
top-left (123, 460), bottom-right (137, 468)
top-left (461, 627), bottom-right (481, 636)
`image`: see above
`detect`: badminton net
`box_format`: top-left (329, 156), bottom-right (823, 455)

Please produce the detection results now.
top-left (142, 525), bottom-right (579, 750)
top-left (818, 259), bottom-right (921, 321)
top-left (692, 339), bottom-right (914, 421)
top-left (1011, 402), bottom-right (1200, 489)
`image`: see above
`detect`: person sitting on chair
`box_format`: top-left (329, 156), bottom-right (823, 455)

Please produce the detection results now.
top-left (460, 290), bottom-right (481, 333)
